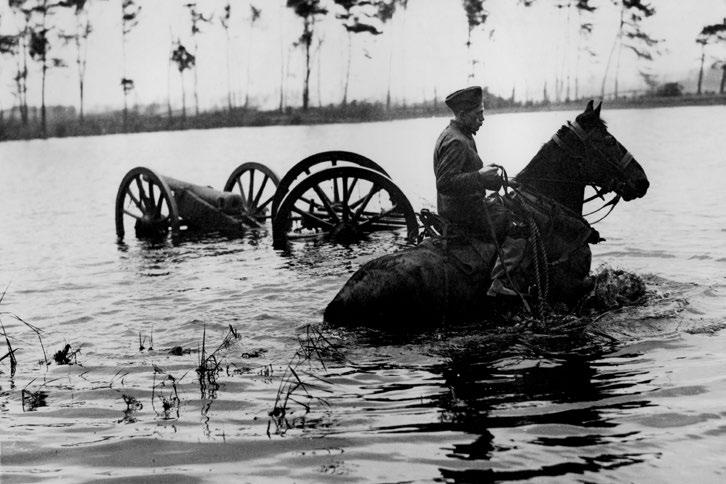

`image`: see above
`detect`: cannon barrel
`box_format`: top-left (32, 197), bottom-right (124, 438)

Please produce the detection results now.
top-left (163, 176), bottom-right (244, 215)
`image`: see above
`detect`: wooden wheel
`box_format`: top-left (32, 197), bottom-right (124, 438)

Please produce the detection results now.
top-left (271, 151), bottom-right (389, 218)
top-left (115, 167), bottom-right (179, 240)
top-left (272, 166), bottom-right (418, 247)
top-left (224, 162), bottom-right (280, 221)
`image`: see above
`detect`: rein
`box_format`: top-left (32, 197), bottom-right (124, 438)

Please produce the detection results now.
top-left (542, 120), bottom-right (634, 223)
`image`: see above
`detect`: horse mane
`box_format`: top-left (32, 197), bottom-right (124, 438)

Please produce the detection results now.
top-left (515, 109), bottom-right (607, 182)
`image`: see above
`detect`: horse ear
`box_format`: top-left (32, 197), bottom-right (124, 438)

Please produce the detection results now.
top-left (585, 100), bottom-right (594, 112)
top-left (594, 101), bottom-right (602, 117)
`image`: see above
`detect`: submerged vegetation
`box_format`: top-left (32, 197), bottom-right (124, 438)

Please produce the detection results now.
top-left (0, 265), bottom-right (657, 436)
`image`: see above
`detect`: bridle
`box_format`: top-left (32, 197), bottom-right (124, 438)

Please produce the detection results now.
top-left (544, 119), bottom-right (636, 223)
top-left (553, 120), bottom-right (635, 173)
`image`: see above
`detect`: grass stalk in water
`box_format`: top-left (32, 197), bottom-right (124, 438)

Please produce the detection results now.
top-left (267, 324), bottom-right (346, 437)
top-left (0, 285), bottom-right (49, 369)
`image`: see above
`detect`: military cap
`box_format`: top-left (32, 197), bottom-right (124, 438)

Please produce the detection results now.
top-left (445, 86), bottom-right (483, 113)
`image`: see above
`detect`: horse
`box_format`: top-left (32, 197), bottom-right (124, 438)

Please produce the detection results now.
top-left (323, 101), bottom-right (650, 327)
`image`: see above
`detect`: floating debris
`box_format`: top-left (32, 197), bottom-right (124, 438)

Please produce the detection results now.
top-left (53, 343), bottom-right (81, 365)
top-left (582, 265), bottom-right (648, 313)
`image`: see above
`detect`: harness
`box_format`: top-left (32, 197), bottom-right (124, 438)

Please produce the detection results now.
top-left (485, 120), bottom-right (633, 318)
top-left (547, 120), bottom-right (636, 224)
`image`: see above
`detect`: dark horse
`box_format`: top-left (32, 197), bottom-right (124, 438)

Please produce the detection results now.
top-left (324, 101), bottom-right (650, 327)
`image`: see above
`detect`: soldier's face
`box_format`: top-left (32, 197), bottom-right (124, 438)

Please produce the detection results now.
top-left (460, 106), bottom-right (485, 133)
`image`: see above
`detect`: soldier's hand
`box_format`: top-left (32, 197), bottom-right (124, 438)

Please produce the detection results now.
top-left (478, 164), bottom-right (502, 191)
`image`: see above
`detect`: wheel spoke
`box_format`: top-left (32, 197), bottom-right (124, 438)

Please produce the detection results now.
top-left (126, 187), bottom-right (144, 211)
top-left (135, 176), bottom-right (150, 211)
top-left (332, 176), bottom-right (340, 203)
top-left (341, 177), bottom-right (352, 222)
top-left (352, 184), bottom-right (382, 223)
top-left (345, 177), bottom-right (359, 202)
top-left (236, 178), bottom-right (248, 209)
top-left (359, 204), bottom-right (400, 229)
top-left (248, 170), bottom-right (255, 207)
top-left (257, 195), bottom-right (274, 210)
top-left (252, 175), bottom-right (269, 208)
top-left (290, 206), bottom-right (335, 230)
top-left (312, 184), bottom-right (340, 224)
top-left (148, 179), bottom-right (155, 207)
top-left (123, 209), bottom-right (142, 220)
top-left (155, 193), bottom-right (166, 217)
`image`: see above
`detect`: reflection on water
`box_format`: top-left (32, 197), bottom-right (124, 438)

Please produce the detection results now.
top-left (1, 107), bottom-right (726, 482)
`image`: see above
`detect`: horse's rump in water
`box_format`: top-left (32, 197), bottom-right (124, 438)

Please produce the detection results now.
top-left (324, 193), bottom-right (595, 327)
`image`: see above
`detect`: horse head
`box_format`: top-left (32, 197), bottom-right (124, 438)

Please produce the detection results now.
top-left (516, 100), bottom-right (649, 212)
top-left (570, 100), bottom-right (649, 201)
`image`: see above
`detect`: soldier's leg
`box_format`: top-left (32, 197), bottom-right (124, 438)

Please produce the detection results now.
top-left (487, 237), bottom-right (530, 297)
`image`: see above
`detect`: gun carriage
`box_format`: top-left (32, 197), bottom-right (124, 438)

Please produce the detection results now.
top-left (115, 151), bottom-right (419, 247)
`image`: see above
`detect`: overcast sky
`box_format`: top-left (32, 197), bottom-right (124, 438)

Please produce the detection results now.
top-left (1, 0), bottom-right (724, 113)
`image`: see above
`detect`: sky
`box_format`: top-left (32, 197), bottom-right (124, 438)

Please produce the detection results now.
top-left (0, 0), bottom-right (724, 114)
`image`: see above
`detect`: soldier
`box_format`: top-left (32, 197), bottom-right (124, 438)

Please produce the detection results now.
top-left (433, 86), bottom-right (503, 236)
top-left (433, 85), bottom-right (526, 298)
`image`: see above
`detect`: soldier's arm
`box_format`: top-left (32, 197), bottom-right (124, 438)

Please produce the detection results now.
top-left (435, 139), bottom-right (488, 195)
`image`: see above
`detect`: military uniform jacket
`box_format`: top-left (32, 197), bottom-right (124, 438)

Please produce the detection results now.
top-left (433, 120), bottom-right (489, 232)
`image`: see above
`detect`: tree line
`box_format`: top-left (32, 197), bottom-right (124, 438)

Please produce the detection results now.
top-left (0, 0), bottom-right (724, 139)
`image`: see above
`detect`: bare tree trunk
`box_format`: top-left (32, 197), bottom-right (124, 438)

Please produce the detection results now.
top-left (600, 5), bottom-right (624, 100)
top-left (244, 18), bottom-right (254, 110)
top-left (193, 38), bottom-right (199, 116)
top-left (575, 9), bottom-right (582, 100)
top-left (41, 63), bottom-right (47, 138)
top-left (386, 43), bottom-right (392, 112)
top-left (316, 37), bottom-right (323, 107)
top-left (466, 28), bottom-right (474, 81)
top-left (564, 2), bottom-right (572, 101)
top-left (122, 4), bottom-right (128, 132)
top-left (225, 27), bottom-right (232, 113)
top-left (167, 31), bottom-right (173, 123)
top-left (342, 31), bottom-right (351, 106)
top-left (180, 74), bottom-right (186, 123)
top-left (302, 18), bottom-right (312, 110)
top-left (613, 29), bottom-right (624, 99)
top-left (697, 44), bottom-right (706, 95)
top-left (278, 7), bottom-right (285, 113)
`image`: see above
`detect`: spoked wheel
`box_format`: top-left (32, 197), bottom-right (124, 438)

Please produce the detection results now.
top-left (115, 167), bottom-right (179, 240)
top-left (224, 162), bottom-right (280, 222)
top-left (271, 151), bottom-right (389, 218)
top-left (272, 166), bottom-right (418, 247)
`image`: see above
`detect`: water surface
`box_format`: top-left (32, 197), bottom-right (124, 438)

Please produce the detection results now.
top-left (1, 106), bottom-right (725, 482)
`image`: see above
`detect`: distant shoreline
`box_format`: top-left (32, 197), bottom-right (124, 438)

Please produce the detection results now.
top-left (1, 93), bottom-right (724, 143)
top-left (486, 94), bottom-right (726, 114)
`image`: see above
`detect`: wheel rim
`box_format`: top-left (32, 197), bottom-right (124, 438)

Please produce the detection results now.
top-left (272, 166), bottom-right (418, 247)
top-left (271, 151), bottom-right (389, 218)
top-left (223, 162), bottom-right (280, 221)
top-left (115, 167), bottom-right (179, 240)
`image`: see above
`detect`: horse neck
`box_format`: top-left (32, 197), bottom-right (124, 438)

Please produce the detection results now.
top-left (515, 141), bottom-right (585, 214)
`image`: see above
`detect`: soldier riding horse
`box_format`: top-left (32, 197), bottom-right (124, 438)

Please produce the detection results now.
top-left (324, 98), bottom-right (649, 327)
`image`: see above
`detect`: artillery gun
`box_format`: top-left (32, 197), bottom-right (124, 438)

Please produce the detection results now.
top-left (115, 151), bottom-right (419, 247)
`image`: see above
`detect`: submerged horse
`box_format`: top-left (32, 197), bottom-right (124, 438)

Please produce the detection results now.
top-left (324, 101), bottom-right (649, 327)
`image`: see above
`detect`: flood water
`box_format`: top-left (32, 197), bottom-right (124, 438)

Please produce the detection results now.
top-left (1, 105), bottom-right (725, 483)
